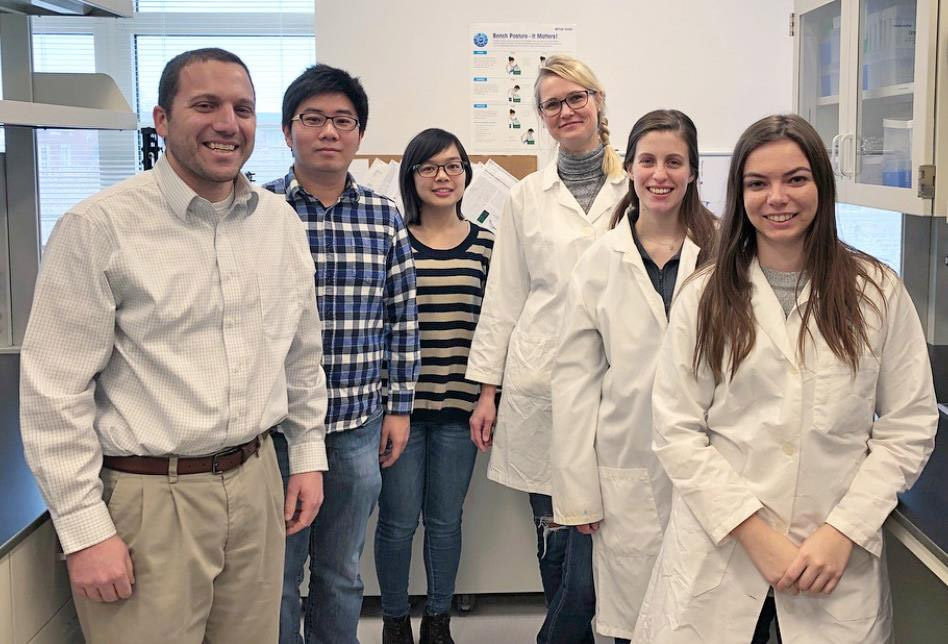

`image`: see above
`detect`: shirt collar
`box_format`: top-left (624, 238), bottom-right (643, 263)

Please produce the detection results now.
top-left (284, 166), bottom-right (362, 206)
top-left (154, 154), bottom-right (258, 222)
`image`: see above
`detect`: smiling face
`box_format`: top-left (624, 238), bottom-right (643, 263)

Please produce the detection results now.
top-left (742, 138), bottom-right (818, 267)
top-left (283, 91), bottom-right (363, 181)
top-left (629, 129), bottom-right (694, 220)
top-left (537, 75), bottom-right (601, 154)
top-left (413, 144), bottom-right (467, 213)
top-left (153, 59), bottom-right (256, 202)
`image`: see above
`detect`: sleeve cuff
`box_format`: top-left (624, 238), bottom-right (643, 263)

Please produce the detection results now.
top-left (287, 439), bottom-right (329, 474)
top-left (385, 390), bottom-right (414, 415)
top-left (465, 366), bottom-right (503, 386)
top-left (708, 497), bottom-right (764, 546)
top-left (825, 508), bottom-right (883, 558)
top-left (52, 502), bottom-right (117, 555)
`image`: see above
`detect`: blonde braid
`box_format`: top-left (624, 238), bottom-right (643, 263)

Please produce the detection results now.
top-left (598, 113), bottom-right (623, 178)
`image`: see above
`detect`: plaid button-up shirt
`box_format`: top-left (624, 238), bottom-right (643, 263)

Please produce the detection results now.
top-left (265, 169), bottom-right (419, 433)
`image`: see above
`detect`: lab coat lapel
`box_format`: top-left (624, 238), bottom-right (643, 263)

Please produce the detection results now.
top-left (749, 258), bottom-right (798, 366)
top-left (544, 161), bottom-right (626, 225)
top-left (672, 237), bottom-right (701, 300)
top-left (586, 174), bottom-right (628, 226)
top-left (617, 225), bottom-right (668, 330)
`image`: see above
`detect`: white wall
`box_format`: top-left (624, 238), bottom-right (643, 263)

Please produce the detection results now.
top-left (315, 0), bottom-right (794, 156)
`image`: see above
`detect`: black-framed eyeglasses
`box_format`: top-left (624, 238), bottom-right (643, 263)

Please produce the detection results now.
top-left (412, 161), bottom-right (468, 178)
top-left (538, 90), bottom-right (596, 116)
top-left (292, 112), bottom-right (360, 131)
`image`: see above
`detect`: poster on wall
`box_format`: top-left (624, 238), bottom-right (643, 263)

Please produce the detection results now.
top-left (470, 23), bottom-right (576, 152)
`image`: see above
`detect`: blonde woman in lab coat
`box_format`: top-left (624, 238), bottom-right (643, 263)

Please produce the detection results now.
top-left (551, 109), bottom-right (717, 644)
top-left (465, 54), bottom-right (626, 643)
top-left (633, 114), bottom-right (938, 644)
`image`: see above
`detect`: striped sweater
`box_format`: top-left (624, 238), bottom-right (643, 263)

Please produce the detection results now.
top-left (409, 223), bottom-right (494, 423)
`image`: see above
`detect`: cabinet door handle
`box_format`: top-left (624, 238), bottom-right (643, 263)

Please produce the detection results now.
top-left (841, 133), bottom-right (855, 178)
top-left (831, 133), bottom-right (842, 176)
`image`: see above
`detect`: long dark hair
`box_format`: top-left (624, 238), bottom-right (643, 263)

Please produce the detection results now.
top-left (398, 128), bottom-right (472, 226)
top-left (693, 114), bottom-right (885, 383)
top-left (610, 109), bottom-right (716, 264)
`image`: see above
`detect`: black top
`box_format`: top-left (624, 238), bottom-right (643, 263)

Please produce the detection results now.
top-left (629, 215), bottom-right (681, 317)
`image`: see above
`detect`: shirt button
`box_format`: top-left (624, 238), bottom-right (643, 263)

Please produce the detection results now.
top-left (782, 442), bottom-right (796, 456)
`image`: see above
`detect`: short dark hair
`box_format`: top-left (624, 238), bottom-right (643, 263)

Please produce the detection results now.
top-left (398, 128), bottom-right (472, 226)
top-left (158, 48), bottom-right (253, 114)
top-left (281, 64), bottom-right (369, 134)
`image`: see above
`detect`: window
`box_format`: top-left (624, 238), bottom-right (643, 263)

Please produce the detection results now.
top-left (29, 2), bottom-right (315, 245)
top-left (835, 204), bottom-right (902, 275)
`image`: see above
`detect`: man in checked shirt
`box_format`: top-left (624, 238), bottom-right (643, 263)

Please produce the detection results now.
top-left (20, 49), bottom-right (328, 643)
top-left (264, 64), bottom-right (420, 644)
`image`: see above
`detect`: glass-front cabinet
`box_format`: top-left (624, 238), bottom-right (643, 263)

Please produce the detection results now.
top-left (794, 0), bottom-right (938, 215)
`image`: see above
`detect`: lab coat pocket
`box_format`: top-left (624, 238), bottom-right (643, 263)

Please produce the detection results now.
top-left (818, 545), bottom-right (886, 622)
top-left (505, 333), bottom-right (555, 397)
top-left (667, 505), bottom-right (735, 597)
top-left (597, 467), bottom-right (664, 557)
top-left (811, 353), bottom-right (880, 435)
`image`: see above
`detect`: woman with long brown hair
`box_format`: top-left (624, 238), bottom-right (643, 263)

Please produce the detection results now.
top-left (550, 109), bottom-right (715, 643)
top-left (632, 114), bottom-right (937, 643)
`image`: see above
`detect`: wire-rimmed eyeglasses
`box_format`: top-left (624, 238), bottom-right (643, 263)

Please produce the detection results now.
top-left (291, 112), bottom-right (360, 131)
top-left (538, 90), bottom-right (596, 116)
top-left (412, 161), bottom-right (468, 178)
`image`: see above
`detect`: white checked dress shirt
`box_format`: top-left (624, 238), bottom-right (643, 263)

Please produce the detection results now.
top-left (20, 156), bottom-right (328, 554)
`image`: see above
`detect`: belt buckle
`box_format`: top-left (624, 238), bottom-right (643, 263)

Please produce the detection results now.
top-left (211, 446), bottom-right (241, 474)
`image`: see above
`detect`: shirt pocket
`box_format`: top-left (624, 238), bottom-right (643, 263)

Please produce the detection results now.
top-left (811, 353), bottom-right (880, 435)
top-left (257, 275), bottom-right (303, 341)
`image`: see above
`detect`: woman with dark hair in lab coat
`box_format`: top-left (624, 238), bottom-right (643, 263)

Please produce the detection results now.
top-left (551, 109), bottom-right (716, 644)
top-left (465, 54), bottom-right (627, 643)
top-left (633, 114), bottom-right (937, 643)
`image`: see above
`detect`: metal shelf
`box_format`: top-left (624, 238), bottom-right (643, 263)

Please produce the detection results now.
top-left (0, 72), bottom-right (136, 130)
top-left (0, 0), bottom-right (131, 17)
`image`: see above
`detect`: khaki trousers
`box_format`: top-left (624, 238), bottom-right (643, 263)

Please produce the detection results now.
top-left (75, 435), bottom-right (285, 644)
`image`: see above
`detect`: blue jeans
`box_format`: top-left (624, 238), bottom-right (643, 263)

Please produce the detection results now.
top-left (529, 493), bottom-right (596, 644)
top-left (274, 412), bottom-right (384, 644)
top-left (374, 420), bottom-right (478, 618)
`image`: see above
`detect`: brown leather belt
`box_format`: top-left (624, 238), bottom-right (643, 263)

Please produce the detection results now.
top-left (102, 431), bottom-right (269, 476)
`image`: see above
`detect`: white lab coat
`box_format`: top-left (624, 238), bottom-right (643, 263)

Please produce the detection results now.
top-left (551, 222), bottom-right (701, 639)
top-left (632, 258), bottom-right (938, 644)
top-left (465, 159), bottom-right (627, 494)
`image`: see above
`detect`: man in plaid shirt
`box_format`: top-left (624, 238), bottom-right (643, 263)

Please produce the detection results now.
top-left (265, 64), bottom-right (420, 644)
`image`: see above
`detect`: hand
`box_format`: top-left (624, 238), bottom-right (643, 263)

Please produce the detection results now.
top-left (576, 521), bottom-right (600, 535)
top-left (284, 471), bottom-right (324, 536)
top-left (776, 523), bottom-right (853, 595)
top-left (470, 385), bottom-right (497, 452)
top-left (379, 414), bottom-right (410, 468)
top-left (65, 534), bottom-right (135, 602)
top-left (731, 514), bottom-right (800, 593)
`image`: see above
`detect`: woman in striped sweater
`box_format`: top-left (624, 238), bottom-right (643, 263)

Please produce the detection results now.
top-left (376, 128), bottom-right (494, 644)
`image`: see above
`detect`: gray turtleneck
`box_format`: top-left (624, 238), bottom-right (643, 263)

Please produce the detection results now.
top-left (557, 144), bottom-right (606, 213)
top-left (760, 266), bottom-right (809, 317)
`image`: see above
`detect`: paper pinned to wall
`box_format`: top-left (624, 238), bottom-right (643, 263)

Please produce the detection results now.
top-left (697, 154), bottom-right (731, 217)
top-left (461, 159), bottom-right (518, 231)
top-left (349, 158), bottom-right (371, 186)
top-left (375, 160), bottom-right (403, 213)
